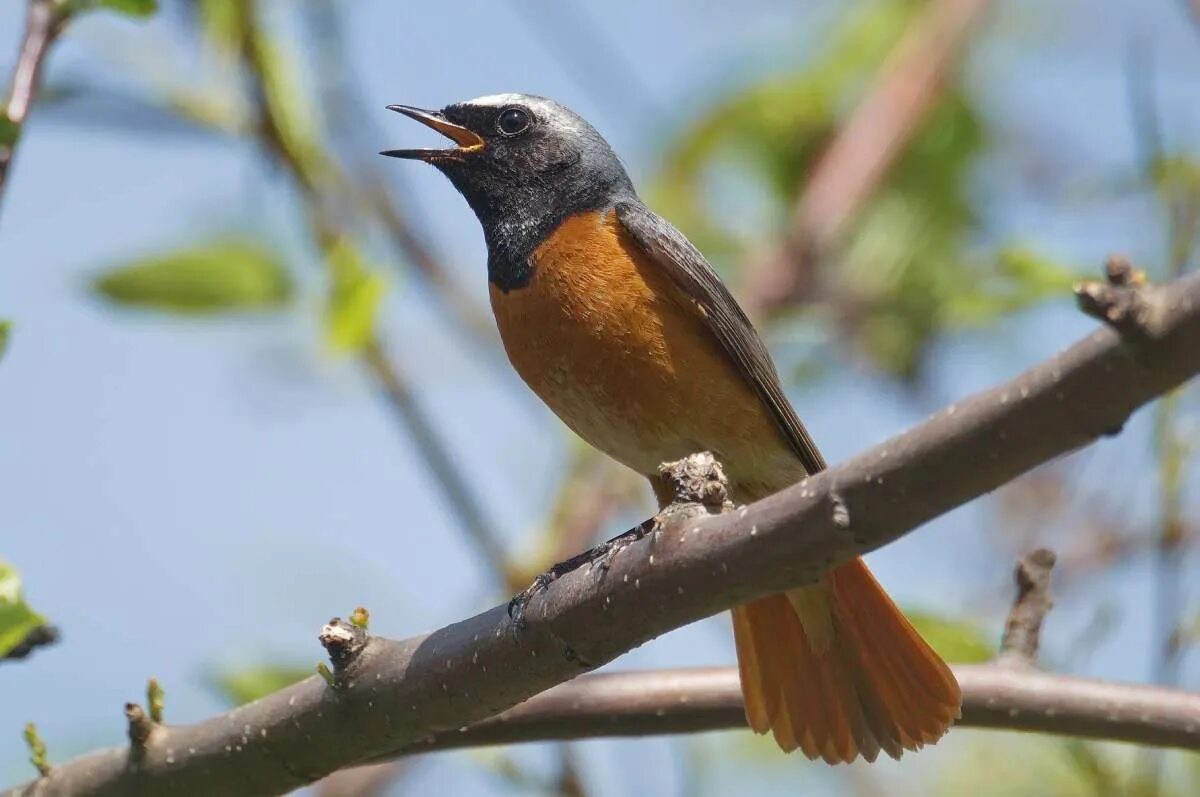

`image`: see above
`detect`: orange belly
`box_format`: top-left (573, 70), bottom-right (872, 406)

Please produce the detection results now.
top-left (489, 209), bottom-right (803, 498)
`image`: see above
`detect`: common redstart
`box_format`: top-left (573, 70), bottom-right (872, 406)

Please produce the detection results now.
top-left (383, 94), bottom-right (960, 763)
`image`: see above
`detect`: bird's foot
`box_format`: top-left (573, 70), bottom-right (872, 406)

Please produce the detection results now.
top-left (507, 517), bottom-right (657, 632)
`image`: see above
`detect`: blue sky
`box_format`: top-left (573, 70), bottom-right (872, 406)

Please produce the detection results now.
top-left (1, 1), bottom-right (1198, 794)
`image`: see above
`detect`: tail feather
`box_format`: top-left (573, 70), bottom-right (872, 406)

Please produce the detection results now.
top-left (731, 605), bottom-right (772, 733)
top-left (733, 558), bottom-right (961, 763)
top-left (831, 561), bottom-right (961, 734)
top-left (780, 598), bottom-right (861, 763)
top-left (774, 597), bottom-right (835, 759)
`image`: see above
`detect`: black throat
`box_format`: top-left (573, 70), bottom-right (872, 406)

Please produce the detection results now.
top-left (437, 158), bottom-right (634, 293)
top-left (481, 190), bottom-right (609, 293)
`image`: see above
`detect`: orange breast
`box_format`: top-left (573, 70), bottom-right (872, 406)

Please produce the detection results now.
top-left (489, 209), bottom-right (801, 497)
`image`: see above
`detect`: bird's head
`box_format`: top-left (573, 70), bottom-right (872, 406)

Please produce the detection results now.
top-left (381, 94), bottom-right (633, 270)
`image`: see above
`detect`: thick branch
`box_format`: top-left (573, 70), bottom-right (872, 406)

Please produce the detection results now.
top-left (398, 666), bottom-right (1200, 754)
top-left (7, 269), bottom-right (1200, 796)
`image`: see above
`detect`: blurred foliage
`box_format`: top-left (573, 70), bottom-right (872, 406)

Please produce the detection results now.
top-left (906, 610), bottom-right (993, 664)
top-left (61, 0), bottom-right (157, 20)
top-left (652, 0), bottom-right (1084, 379)
top-left (94, 0), bottom-right (157, 16)
top-left (324, 239), bottom-right (386, 353)
top-left (194, 0), bottom-right (246, 56)
top-left (0, 561), bottom-right (49, 659)
top-left (1145, 153), bottom-right (1200, 277)
top-left (211, 664), bottom-right (310, 706)
top-left (0, 320), bottom-right (10, 363)
top-left (933, 735), bottom-right (1200, 797)
top-left (91, 239), bottom-right (293, 314)
top-left (0, 118), bottom-right (18, 149)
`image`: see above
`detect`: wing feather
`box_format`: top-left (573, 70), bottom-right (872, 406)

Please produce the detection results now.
top-left (614, 201), bottom-right (826, 476)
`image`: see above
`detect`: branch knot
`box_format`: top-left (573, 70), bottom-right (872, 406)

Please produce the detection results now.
top-left (320, 617), bottom-right (369, 671)
top-left (658, 452), bottom-right (730, 510)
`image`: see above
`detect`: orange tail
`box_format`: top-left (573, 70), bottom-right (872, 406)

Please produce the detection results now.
top-left (731, 558), bottom-right (961, 763)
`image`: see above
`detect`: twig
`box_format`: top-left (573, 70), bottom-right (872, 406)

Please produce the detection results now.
top-left (997, 549), bottom-right (1056, 666)
top-left (361, 337), bottom-right (512, 580)
top-left (6, 265), bottom-right (1200, 797)
top-left (0, 0), bottom-right (68, 208)
top-left (297, 2), bottom-right (498, 347)
top-left (363, 181), bottom-right (498, 345)
top-left (233, 0), bottom-right (510, 581)
top-left (747, 0), bottom-right (993, 311)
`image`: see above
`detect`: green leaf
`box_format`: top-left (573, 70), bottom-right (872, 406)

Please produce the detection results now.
top-left (97, 0), bottom-right (158, 18)
top-left (0, 561), bottom-right (49, 659)
top-left (92, 240), bottom-right (293, 315)
top-left (212, 665), bottom-right (311, 706)
top-left (905, 610), bottom-right (994, 663)
top-left (650, 0), bottom-right (1077, 381)
top-left (323, 240), bottom-right (386, 352)
top-left (0, 320), bottom-right (10, 363)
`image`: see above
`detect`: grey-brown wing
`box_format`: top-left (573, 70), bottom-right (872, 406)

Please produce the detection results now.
top-left (614, 200), bottom-right (827, 475)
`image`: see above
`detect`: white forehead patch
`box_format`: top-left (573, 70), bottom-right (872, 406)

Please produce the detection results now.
top-left (465, 93), bottom-right (528, 108)
top-left (463, 94), bottom-right (589, 139)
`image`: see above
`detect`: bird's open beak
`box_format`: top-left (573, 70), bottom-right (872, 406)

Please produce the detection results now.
top-left (380, 105), bottom-right (486, 161)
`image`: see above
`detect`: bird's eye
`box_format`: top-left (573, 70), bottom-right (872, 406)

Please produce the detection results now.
top-left (497, 107), bottom-right (531, 136)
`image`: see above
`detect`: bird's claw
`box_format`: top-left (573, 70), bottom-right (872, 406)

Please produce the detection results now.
top-left (505, 517), bottom-right (657, 636)
top-left (507, 573), bottom-right (552, 631)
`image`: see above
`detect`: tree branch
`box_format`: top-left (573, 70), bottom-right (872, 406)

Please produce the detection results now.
top-left (0, 0), bottom-right (67, 209)
top-left (361, 336), bottom-right (513, 582)
top-left (7, 266), bottom-right (1200, 796)
top-left (398, 544), bottom-right (1193, 755)
top-left (391, 665), bottom-right (1200, 755)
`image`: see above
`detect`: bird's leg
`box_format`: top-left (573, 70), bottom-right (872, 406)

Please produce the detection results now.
top-left (507, 516), bottom-right (657, 630)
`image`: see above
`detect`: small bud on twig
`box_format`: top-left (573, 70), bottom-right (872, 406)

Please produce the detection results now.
top-left (23, 722), bottom-right (49, 777)
top-left (147, 678), bottom-right (164, 724)
top-left (1075, 255), bottom-right (1155, 338)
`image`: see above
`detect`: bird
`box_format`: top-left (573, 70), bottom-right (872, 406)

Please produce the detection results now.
top-left (382, 94), bottom-right (961, 763)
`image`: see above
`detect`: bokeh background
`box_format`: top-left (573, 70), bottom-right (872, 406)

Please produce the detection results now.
top-left (2, 0), bottom-right (1199, 794)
